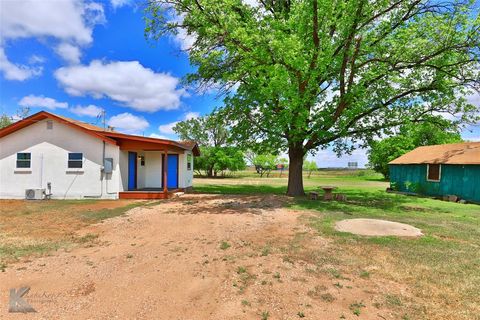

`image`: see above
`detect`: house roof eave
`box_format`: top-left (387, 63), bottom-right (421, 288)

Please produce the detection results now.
top-left (0, 111), bottom-right (118, 145)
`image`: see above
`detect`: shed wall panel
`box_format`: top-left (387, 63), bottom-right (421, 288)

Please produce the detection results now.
top-left (389, 164), bottom-right (480, 203)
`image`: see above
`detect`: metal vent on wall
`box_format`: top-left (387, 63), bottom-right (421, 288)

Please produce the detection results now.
top-left (46, 120), bottom-right (53, 130)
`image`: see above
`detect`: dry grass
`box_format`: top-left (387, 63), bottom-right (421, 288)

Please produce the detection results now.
top-left (1, 170), bottom-right (478, 319)
top-left (0, 199), bottom-right (146, 264)
top-left (196, 172), bottom-right (480, 319)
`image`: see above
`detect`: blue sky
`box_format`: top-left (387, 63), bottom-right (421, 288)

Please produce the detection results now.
top-left (0, 0), bottom-right (220, 138)
top-left (0, 0), bottom-right (479, 168)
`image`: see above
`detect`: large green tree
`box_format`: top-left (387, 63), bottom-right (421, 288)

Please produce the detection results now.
top-left (194, 145), bottom-right (246, 176)
top-left (368, 118), bottom-right (463, 178)
top-left (253, 154), bottom-right (278, 177)
top-left (173, 112), bottom-right (228, 147)
top-left (0, 114), bottom-right (12, 129)
top-left (303, 160), bottom-right (318, 178)
top-left (173, 112), bottom-right (246, 176)
top-left (146, 0), bottom-right (480, 196)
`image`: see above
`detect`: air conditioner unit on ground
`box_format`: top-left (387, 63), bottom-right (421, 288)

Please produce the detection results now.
top-left (25, 189), bottom-right (45, 200)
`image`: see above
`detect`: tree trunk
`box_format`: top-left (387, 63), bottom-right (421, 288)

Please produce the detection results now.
top-left (287, 146), bottom-right (305, 196)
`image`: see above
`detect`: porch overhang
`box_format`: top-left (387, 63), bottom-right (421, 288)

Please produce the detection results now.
top-left (100, 132), bottom-right (200, 155)
top-left (116, 138), bottom-right (186, 152)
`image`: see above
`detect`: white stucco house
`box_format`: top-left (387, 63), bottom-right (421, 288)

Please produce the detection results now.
top-left (0, 111), bottom-right (200, 199)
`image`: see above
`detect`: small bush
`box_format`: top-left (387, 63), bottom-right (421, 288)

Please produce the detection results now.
top-left (220, 241), bottom-right (231, 250)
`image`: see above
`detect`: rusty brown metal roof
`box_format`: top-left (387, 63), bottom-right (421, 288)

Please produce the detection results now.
top-left (389, 142), bottom-right (480, 165)
top-left (54, 114), bottom-right (113, 132)
top-left (50, 114), bottom-right (199, 154)
top-left (0, 111), bottom-right (200, 156)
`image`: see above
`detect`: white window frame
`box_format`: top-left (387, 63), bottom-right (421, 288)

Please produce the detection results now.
top-left (16, 152), bottom-right (31, 169)
top-left (187, 153), bottom-right (192, 171)
top-left (68, 152), bottom-right (83, 169)
top-left (426, 164), bottom-right (441, 182)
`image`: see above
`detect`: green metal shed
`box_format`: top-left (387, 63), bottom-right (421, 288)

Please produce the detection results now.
top-left (389, 142), bottom-right (480, 203)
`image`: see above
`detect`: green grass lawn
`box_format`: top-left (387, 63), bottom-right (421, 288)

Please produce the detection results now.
top-left (194, 169), bottom-right (480, 319)
top-left (194, 169), bottom-right (386, 194)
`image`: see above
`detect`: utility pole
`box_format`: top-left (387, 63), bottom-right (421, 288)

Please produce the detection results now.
top-left (99, 109), bottom-right (106, 131)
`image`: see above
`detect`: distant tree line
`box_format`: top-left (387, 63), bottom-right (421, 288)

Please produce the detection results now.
top-left (0, 114), bottom-right (11, 129)
top-left (367, 117), bottom-right (462, 178)
top-left (174, 112), bottom-right (322, 178)
top-left (0, 107), bottom-right (30, 129)
top-left (173, 112), bottom-right (247, 177)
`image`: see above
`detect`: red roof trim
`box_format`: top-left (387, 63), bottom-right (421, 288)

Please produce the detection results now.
top-left (0, 111), bottom-right (200, 156)
top-left (100, 132), bottom-right (201, 156)
top-left (0, 111), bottom-right (118, 145)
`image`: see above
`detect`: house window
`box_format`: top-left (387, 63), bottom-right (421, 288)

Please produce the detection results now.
top-left (68, 153), bottom-right (83, 168)
top-left (427, 164), bottom-right (441, 181)
top-left (16, 153), bottom-right (31, 168)
top-left (187, 154), bottom-right (192, 170)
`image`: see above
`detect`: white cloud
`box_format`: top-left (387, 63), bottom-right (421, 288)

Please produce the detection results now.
top-left (28, 55), bottom-right (45, 64)
top-left (0, 0), bottom-right (103, 45)
top-left (70, 105), bottom-right (103, 117)
top-left (107, 112), bottom-right (149, 134)
top-left (174, 27), bottom-right (196, 51)
top-left (242, 0), bottom-right (260, 7)
top-left (467, 92), bottom-right (480, 107)
top-left (19, 95), bottom-right (68, 110)
top-left (434, 92), bottom-right (480, 121)
top-left (83, 2), bottom-right (106, 25)
top-left (149, 133), bottom-right (170, 140)
top-left (184, 111), bottom-right (199, 120)
top-left (55, 43), bottom-right (81, 64)
top-left (158, 111), bottom-right (200, 134)
top-left (159, 122), bottom-right (177, 134)
top-left (433, 111), bottom-right (458, 121)
top-left (0, 48), bottom-right (42, 81)
top-left (169, 14), bottom-right (196, 51)
top-left (0, 0), bottom-right (104, 80)
top-left (110, 0), bottom-right (131, 8)
top-left (55, 60), bottom-right (186, 112)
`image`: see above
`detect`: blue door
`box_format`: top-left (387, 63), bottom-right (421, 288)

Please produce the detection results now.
top-left (167, 154), bottom-right (178, 189)
top-left (128, 152), bottom-right (137, 190)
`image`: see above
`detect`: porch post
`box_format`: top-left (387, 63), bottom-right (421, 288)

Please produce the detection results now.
top-left (163, 148), bottom-right (168, 195)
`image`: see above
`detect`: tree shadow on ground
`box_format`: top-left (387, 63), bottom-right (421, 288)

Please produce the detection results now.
top-left (194, 184), bottom-right (287, 195)
top-left (363, 177), bottom-right (389, 182)
top-left (293, 189), bottom-right (429, 216)
top-left (170, 194), bottom-right (290, 215)
top-left (193, 184), bottom-right (446, 217)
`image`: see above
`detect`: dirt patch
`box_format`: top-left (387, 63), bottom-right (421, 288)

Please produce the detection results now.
top-left (0, 194), bottom-right (402, 319)
top-left (335, 219), bottom-right (423, 237)
top-left (0, 199), bottom-right (140, 238)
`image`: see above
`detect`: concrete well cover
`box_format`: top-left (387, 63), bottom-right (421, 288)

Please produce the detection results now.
top-left (335, 219), bottom-right (423, 237)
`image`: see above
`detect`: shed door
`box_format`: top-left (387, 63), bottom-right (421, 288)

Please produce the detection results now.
top-left (167, 154), bottom-right (178, 189)
top-left (128, 152), bottom-right (137, 190)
